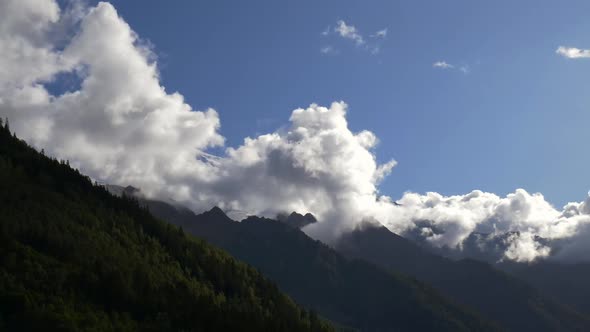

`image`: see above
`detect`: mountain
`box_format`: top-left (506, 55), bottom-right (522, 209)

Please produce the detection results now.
top-left (335, 222), bottom-right (590, 332)
top-left (411, 231), bottom-right (552, 264)
top-left (145, 201), bottom-right (500, 331)
top-left (105, 184), bottom-right (142, 198)
top-left (277, 212), bottom-right (318, 229)
top-left (500, 261), bottom-right (590, 317)
top-left (0, 122), bottom-right (333, 332)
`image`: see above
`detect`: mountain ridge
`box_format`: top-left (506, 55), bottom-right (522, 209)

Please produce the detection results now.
top-left (108, 186), bottom-right (590, 331)
top-left (144, 200), bottom-right (501, 331)
top-left (335, 222), bottom-right (590, 332)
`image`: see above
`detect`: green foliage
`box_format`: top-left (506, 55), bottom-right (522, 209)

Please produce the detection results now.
top-left (0, 124), bottom-right (333, 332)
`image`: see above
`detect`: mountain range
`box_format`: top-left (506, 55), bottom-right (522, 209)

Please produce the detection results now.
top-left (143, 198), bottom-right (498, 331)
top-left (3, 120), bottom-right (590, 331)
top-left (141, 195), bottom-right (590, 331)
top-left (139, 192), bottom-right (590, 331)
top-left (335, 222), bottom-right (590, 331)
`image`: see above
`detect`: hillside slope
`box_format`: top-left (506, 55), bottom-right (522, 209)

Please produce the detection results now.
top-left (0, 122), bottom-right (333, 332)
top-left (500, 261), bottom-right (590, 317)
top-left (146, 200), bottom-right (501, 332)
top-left (335, 223), bottom-right (590, 332)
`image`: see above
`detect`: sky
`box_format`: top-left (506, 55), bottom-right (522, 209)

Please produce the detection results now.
top-left (95, 0), bottom-right (590, 207)
top-left (2, 0), bottom-right (590, 263)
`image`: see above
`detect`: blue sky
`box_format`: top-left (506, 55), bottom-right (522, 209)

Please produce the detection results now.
top-left (93, 0), bottom-right (590, 207)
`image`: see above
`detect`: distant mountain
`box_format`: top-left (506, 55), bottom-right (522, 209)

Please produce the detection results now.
top-left (277, 211), bottom-right (317, 229)
top-left (411, 231), bottom-right (552, 264)
top-left (335, 222), bottom-right (590, 332)
top-left (401, 223), bottom-right (590, 320)
top-left (105, 184), bottom-right (142, 197)
top-left (0, 123), bottom-right (333, 331)
top-left (146, 201), bottom-right (500, 332)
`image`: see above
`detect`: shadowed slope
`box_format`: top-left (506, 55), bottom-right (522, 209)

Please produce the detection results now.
top-left (335, 222), bottom-right (590, 332)
top-left (148, 202), bottom-right (500, 332)
top-left (0, 123), bottom-right (333, 332)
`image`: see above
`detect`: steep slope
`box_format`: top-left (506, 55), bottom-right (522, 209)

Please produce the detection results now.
top-left (147, 202), bottom-right (500, 332)
top-left (0, 123), bottom-right (333, 332)
top-left (500, 261), bottom-right (590, 317)
top-left (335, 222), bottom-right (590, 332)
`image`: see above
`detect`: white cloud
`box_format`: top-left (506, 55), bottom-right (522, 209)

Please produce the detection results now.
top-left (370, 46), bottom-right (381, 55)
top-left (324, 20), bottom-right (387, 55)
top-left (0, 0), bottom-right (66, 90)
top-left (556, 46), bottom-right (590, 59)
top-left (320, 45), bottom-right (338, 55)
top-left (371, 28), bottom-right (387, 38)
top-left (433, 61), bottom-right (471, 74)
top-left (0, 0), bottom-right (396, 242)
top-left (2, 0), bottom-right (590, 264)
top-left (0, 0), bottom-right (224, 200)
top-left (334, 20), bottom-right (364, 46)
top-left (503, 232), bottom-right (551, 263)
top-left (433, 61), bottom-right (454, 69)
top-left (217, 102), bottom-right (398, 240)
top-left (388, 190), bottom-right (590, 262)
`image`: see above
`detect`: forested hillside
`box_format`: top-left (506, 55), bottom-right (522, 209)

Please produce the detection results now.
top-left (146, 200), bottom-right (501, 332)
top-left (0, 120), bottom-right (333, 332)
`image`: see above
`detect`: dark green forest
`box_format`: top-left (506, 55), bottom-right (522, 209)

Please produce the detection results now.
top-left (0, 119), bottom-right (333, 332)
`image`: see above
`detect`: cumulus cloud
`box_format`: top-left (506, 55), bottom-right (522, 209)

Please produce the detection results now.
top-left (0, 0), bottom-right (397, 239)
top-left (216, 102), bottom-right (397, 240)
top-left (334, 20), bottom-right (364, 45)
top-left (556, 46), bottom-right (590, 59)
top-left (0, 0), bottom-right (224, 200)
top-left (2, 0), bottom-right (590, 263)
top-left (386, 190), bottom-right (590, 263)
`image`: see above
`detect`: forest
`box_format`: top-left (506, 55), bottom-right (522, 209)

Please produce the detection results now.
top-left (0, 119), bottom-right (333, 332)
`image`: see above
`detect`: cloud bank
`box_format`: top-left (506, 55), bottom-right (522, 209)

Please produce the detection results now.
top-left (2, 0), bottom-right (590, 263)
top-left (392, 190), bottom-right (590, 263)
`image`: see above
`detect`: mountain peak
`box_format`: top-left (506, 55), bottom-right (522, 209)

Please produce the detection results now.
top-left (105, 184), bottom-right (141, 197)
top-left (207, 205), bottom-right (226, 216)
top-left (123, 185), bottom-right (140, 196)
top-left (277, 211), bottom-right (317, 229)
top-left (203, 206), bottom-right (234, 222)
